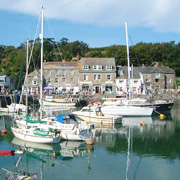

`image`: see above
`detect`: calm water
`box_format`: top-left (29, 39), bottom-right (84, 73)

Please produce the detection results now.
top-left (0, 104), bottom-right (180, 180)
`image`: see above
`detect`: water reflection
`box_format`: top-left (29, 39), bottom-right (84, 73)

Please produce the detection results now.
top-left (1, 105), bottom-right (180, 179)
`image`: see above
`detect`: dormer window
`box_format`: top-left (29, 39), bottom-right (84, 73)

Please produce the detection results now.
top-left (83, 65), bottom-right (89, 70)
top-left (98, 65), bottom-right (102, 70)
top-left (106, 65), bottom-right (112, 70)
top-left (93, 65), bottom-right (102, 70)
top-left (156, 73), bottom-right (160, 78)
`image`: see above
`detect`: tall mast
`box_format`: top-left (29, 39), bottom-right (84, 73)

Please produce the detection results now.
top-left (26, 39), bottom-right (29, 114)
top-left (125, 21), bottom-right (131, 101)
top-left (40, 7), bottom-right (44, 119)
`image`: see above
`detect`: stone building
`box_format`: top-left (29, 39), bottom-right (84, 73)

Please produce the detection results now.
top-left (79, 57), bottom-right (116, 94)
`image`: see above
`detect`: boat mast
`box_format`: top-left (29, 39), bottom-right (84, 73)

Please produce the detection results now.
top-left (40, 7), bottom-right (44, 119)
top-left (125, 21), bottom-right (131, 101)
top-left (26, 39), bottom-right (29, 114)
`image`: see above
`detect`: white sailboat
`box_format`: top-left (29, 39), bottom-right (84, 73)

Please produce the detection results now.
top-left (101, 22), bottom-right (153, 117)
top-left (13, 7), bottom-right (93, 142)
top-left (11, 7), bottom-right (62, 144)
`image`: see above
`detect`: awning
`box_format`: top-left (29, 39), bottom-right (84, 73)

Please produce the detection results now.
top-left (44, 86), bottom-right (54, 90)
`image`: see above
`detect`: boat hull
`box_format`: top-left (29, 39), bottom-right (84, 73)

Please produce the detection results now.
top-left (42, 100), bottom-right (75, 107)
top-left (11, 127), bottom-right (61, 144)
top-left (101, 106), bottom-right (153, 117)
top-left (74, 114), bottom-right (122, 124)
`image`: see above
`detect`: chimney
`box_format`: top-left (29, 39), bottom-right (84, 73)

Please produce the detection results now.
top-left (77, 53), bottom-right (80, 61)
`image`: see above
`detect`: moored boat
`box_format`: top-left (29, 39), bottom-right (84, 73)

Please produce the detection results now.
top-left (73, 106), bottom-right (122, 124)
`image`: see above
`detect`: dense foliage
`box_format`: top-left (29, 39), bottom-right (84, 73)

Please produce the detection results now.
top-left (0, 38), bottom-right (180, 87)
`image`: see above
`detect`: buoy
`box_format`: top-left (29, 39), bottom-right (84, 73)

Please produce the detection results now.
top-left (160, 114), bottom-right (165, 119)
top-left (86, 139), bottom-right (94, 145)
top-left (140, 121), bottom-right (145, 127)
top-left (1, 130), bottom-right (7, 134)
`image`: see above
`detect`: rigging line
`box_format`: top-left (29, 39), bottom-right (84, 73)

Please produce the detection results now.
top-left (15, 48), bottom-right (26, 106)
top-left (128, 34), bottom-right (149, 93)
top-left (23, 11), bottom-right (41, 95)
top-left (28, 11), bottom-right (41, 71)
top-left (46, 18), bottom-right (63, 60)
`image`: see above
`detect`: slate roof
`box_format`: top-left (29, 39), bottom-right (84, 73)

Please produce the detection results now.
top-left (43, 61), bottom-right (79, 69)
top-left (141, 67), bottom-right (175, 74)
top-left (117, 66), bottom-right (141, 79)
top-left (28, 69), bottom-right (40, 77)
top-left (81, 57), bottom-right (116, 66)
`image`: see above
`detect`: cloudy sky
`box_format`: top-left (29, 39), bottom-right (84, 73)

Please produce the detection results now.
top-left (0, 0), bottom-right (180, 47)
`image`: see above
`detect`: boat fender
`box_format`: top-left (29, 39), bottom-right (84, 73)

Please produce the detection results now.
top-left (86, 139), bottom-right (94, 145)
top-left (140, 121), bottom-right (145, 127)
top-left (160, 114), bottom-right (165, 119)
top-left (1, 130), bottom-right (7, 134)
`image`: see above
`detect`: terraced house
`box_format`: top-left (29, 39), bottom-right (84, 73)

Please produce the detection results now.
top-left (79, 57), bottom-right (116, 94)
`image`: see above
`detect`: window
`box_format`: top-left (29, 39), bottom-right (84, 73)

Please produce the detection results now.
top-left (55, 70), bottom-right (59, 75)
top-left (93, 65), bottom-right (97, 70)
top-left (119, 80), bottom-right (123, 83)
top-left (94, 75), bottom-right (97, 80)
top-left (156, 73), bottom-right (160, 78)
top-left (71, 78), bottom-right (74, 83)
top-left (106, 65), bottom-right (112, 70)
top-left (55, 78), bottom-right (58, 83)
top-left (62, 70), bottom-right (66, 75)
top-left (32, 80), bottom-right (37, 85)
top-left (47, 79), bottom-right (50, 83)
top-left (98, 75), bottom-right (101, 80)
top-left (107, 75), bottom-right (111, 80)
top-left (98, 65), bottom-right (102, 70)
top-left (133, 87), bottom-right (136, 91)
top-left (167, 78), bottom-right (171, 83)
top-left (83, 65), bottom-right (89, 70)
top-left (62, 78), bottom-right (66, 82)
top-left (134, 80), bottom-right (138, 84)
top-left (70, 71), bottom-right (74, 75)
top-left (83, 75), bottom-right (88, 80)
top-left (155, 79), bottom-right (159, 82)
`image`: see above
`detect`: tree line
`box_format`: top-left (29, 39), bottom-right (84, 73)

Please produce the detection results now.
top-left (0, 38), bottom-right (180, 87)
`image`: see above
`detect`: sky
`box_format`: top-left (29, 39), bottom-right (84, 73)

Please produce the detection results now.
top-left (0, 0), bottom-right (180, 48)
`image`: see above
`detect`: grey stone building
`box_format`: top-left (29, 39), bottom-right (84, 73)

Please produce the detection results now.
top-left (141, 65), bottom-right (175, 90)
top-left (43, 61), bottom-right (80, 93)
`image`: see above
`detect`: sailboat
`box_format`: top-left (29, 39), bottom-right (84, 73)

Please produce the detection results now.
top-left (101, 22), bottom-right (154, 117)
top-left (13, 7), bottom-right (93, 142)
top-left (11, 7), bottom-right (62, 144)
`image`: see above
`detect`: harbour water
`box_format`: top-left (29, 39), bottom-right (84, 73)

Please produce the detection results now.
top-left (0, 104), bottom-right (180, 180)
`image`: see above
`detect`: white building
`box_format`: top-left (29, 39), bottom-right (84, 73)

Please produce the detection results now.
top-left (116, 66), bottom-right (143, 96)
